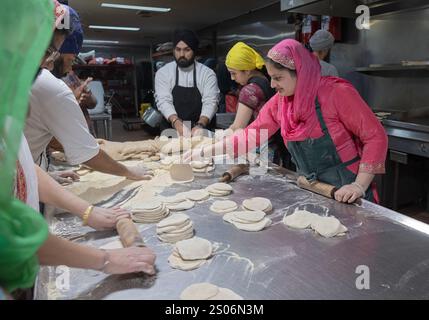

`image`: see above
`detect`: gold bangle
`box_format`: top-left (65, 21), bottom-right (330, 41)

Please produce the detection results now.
top-left (82, 205), bottom-right (94, 226)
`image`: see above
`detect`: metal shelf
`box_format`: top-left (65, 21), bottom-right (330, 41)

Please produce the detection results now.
top-left (355, 65), bottom-right (429, 77)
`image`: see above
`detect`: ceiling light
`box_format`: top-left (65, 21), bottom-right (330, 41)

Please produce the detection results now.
top-left (83, 40), bottom-right (120, 44)
top-left (101, 3), bottom-right (171, 13)
top-left (89, 25), bottom-right (140, 31)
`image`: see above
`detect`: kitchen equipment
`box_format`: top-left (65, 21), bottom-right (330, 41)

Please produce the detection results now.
top-left (296, 176), bottom-right (362, 205)
top-left (219, 164), bottom-right (249, 182)
top-left (116, 218), bottom-right (145, 247)
top-left (142, 106), bottom-right (164, 128)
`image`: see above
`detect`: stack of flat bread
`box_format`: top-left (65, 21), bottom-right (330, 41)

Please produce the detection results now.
top-left (223, 210), bottom-right (272, 232)
top-left (206, 183), bottom-right (233, 197)
top-left (131, 199), bottom-right (169, 223)
top-left (190, 159), bottom-right (215, 174)
top-left (210, 200), bottom-right (238, 214)
top-left (242, 197), bottom-right (273, 213)
top-left (168, 237), bottom-right (213, 271)
top-left (156, 213), bottom-right (194, 243)
top-left (162, 194), bottom-right (195, 211)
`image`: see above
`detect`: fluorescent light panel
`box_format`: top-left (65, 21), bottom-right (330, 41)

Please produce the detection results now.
top-left (83, 40), bottom-right (120, 44)
top-left (89, 25), bottom-right (140, 31)
top-left (101, 3), bottom-right (171, 13)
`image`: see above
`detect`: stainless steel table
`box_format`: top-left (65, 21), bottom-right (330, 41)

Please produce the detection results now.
top-left (35, 165), bottom-right (429, 300)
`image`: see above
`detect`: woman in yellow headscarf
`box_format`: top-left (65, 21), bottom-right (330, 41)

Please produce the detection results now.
top-left (225, 42), bottom-right (274, 131)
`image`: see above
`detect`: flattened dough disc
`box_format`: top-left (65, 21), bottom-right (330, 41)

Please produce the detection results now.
top-left (170, 164), bottom-right (194, 183)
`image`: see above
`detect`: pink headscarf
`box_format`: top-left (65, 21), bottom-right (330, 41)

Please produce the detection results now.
top-left (267, 39), bottom-right (321, 141)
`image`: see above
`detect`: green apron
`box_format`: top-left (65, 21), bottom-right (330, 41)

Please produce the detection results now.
top-left (287, 99), bottom-right (374, 201)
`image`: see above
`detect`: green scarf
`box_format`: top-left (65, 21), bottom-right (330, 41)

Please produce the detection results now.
top-left (0, 0), bottom-right (53, 292)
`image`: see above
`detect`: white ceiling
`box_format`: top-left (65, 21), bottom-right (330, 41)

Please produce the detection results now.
top-left (69, 0), bottom-right (280, 47)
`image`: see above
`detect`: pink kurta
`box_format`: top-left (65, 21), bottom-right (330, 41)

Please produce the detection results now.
top-left (230, 77), bottom-right (388, 175)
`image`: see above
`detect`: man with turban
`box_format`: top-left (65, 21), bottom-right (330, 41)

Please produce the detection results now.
top-left (155, 29), bottom-right (220, 136)
top-left (309, 29), bottom-right (339, 77)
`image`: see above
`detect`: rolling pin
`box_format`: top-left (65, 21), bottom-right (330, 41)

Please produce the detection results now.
top-left (297, 176), bottom-right (362, 205)
top-left (219, 164), bottom-right (249, 183)
top-left (116, 218), bottom-right (145, 247)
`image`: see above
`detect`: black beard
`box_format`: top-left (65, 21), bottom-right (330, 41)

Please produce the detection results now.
top-left (53, 57), bottom-right (66, 78)
top-left (176, 57), bottom-right (194, 68)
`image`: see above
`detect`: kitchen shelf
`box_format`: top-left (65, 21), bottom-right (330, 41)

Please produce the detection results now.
top-left (73, 64), bottom-right (134, 69)
top-left (73, 63), bottom-right (138, 115)
top-left (152, 50), bottom-right (172, 58)
top-left (355, 64), bottom-right (429, 77)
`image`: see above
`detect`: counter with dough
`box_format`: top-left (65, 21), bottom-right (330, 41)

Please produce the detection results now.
top-left (34, 159), bottom-right (429, 299)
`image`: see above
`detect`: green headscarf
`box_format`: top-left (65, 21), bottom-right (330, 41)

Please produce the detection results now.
top-left (0, 0), bottom-right (53, 292)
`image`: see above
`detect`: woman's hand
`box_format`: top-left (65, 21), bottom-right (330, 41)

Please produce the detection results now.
top-left (334, 183), bottom-right (364, 203)
top-left (182, 147), bottom-right (205, 163)
top-left (87, 206), bottom-right (131, 230)
top-left (103, 247), bottom-right (156, 275)
top-left (125, 166), bottom-right (154, 181)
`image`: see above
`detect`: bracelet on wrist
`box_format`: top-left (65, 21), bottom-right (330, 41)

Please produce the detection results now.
top-left (82, 205), bottom-right (94, 226)
top-left (171, 118), bottom-right (180, 127)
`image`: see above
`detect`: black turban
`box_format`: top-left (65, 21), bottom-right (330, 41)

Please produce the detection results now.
top-left (173, 29), bottom-right (199, 53)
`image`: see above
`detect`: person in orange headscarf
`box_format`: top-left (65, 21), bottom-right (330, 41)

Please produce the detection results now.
top-left (186, 39), bottom-right (387, 204)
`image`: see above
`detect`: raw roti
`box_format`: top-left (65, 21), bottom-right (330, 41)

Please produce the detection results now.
top-left (183, 189), bottom-right (210, 201)
top-left (283, 210), bottom-right (318, 229)
top-left (223, 212), bottom-right (271, 231)
top-left (232, 210), bottom-right (266, 223)
top-left (208, 287), bottom-right (243, 300)
top-left (180, 283), bottom-right (219, 300)
top-left (170, 164), bottom-right (194, 184)
top-left (176, 237), bottom-right (213, 260)
top-left (242, 197), bottom-right (272, 213)
top-left (168, 252), bottom-right (206, 271)
top-left (207, 182), bottom-right (233, 192)
top-left (157, 213), bottom-right (190, 228)
top-left (166, 199), bottom-right (195, 211)
top-left (210, 200), bottom-right (238, 213)
top-left (310, 216), bottom-right (342, 238)
top-left (230, 217), bottom-right (272, 232)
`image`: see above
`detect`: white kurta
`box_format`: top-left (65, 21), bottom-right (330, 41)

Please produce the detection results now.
top-left (25, 69), bottom-right (99, 169)
top-left (17, 136), bottom-right (40, 211)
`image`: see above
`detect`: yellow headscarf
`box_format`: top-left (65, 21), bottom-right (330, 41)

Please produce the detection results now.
top-left (226, 42), bottom-right (265, 71)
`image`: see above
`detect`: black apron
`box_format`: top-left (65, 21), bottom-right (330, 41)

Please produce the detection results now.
top-left (160, 64), bottom-right (216, 132)
top-left (172, 64), bottom-right (202, 126)
top-left (287, 98), bottom-right (374, 201)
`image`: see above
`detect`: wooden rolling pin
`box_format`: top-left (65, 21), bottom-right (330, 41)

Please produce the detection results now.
top-left (116, 218), bottom-right (145, 247)
top-left (297, 176), bottom-right (362, 205)
top-left (219, 164), bottom-right (249, 183)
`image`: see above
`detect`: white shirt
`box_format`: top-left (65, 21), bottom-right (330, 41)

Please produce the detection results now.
top-left (320, 60), bottom-right (339, 77)
top-left (17, 136), bottom-right (39, 211)
top-left (25, 69), bottom-right (99, 168)
top-left (154, 61), bottom-right (219, 120)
